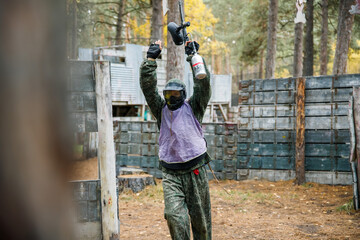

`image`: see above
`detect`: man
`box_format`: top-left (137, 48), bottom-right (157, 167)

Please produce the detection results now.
top-left (140, 40), bottom-right (212, 240)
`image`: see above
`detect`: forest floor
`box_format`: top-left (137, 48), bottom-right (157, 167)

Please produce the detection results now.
top-left (71, 158), bottom-right (360, 240)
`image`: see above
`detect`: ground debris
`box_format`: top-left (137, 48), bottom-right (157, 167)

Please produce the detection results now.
top-left (118, 179), bottom-right (360, 239)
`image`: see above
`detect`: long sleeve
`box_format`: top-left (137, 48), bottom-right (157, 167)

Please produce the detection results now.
top-left (139, 59), bottom-right (165, 127)
top-left (188, 56), bottom-right (212, 123)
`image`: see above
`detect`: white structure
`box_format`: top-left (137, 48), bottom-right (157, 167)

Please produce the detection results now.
top-left (79, 44), bottom-right (232, 122)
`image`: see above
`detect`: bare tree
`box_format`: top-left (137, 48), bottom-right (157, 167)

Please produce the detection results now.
top-left (166, 0), bottom-right (185, 81)
top-left (303, 0), bottom-right (314, 76)
top-left (265, 0), bottom-right (279, 79)
top-left (293, 22), bottom-right (304, 77)
top-left (68, 0), bottom-right (78, 59)
top-left (115, 0), bottom-right (127, 45)
top-left (320, 0), bottom-right (329, 75)
top-left (333, 0), bottom-right (355, 75)
top-left (259, 49), bottom-right (264, 79)
top-left (94, 0), bottom-right (151, 45)
top-left (151, 0), bottom-right (163, 43)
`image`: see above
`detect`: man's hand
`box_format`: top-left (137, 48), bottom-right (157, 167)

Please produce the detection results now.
top-left (147, 40), bottom-right (162, 60)
top-left (185, 41), bottom-right (199, 56)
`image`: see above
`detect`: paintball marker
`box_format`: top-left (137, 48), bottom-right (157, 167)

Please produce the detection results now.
top-left (167, 0), bottom-right (207, 79)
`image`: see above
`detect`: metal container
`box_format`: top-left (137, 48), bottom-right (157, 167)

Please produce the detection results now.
top-left (191, 54), bottom-right (207, 79)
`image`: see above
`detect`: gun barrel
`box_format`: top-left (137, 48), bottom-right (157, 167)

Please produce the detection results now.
top-left (178, 0), bottom-right (188, 44)
top-left (179, 1), bottom-right (185, 24)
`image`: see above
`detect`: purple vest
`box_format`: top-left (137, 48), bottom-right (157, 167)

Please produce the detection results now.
top-left (159, 101), bottom-right (207, 164)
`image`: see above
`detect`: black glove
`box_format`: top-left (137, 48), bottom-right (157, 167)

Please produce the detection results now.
top-left (185, 41), bottom-right (200, 56)
top-left (147, 43), bottom-right (162, 59)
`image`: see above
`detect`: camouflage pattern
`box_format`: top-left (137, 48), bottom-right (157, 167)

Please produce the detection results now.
top-left (140, 56), bottom-right (212, 175)
top-left (139, 56), bottom-right (211, 128)
top-left (140, 56), bottom-right (212, 239)
top-left (162, 166), bottom-right (211, 240)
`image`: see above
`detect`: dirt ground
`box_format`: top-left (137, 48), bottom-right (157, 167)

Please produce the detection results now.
top-left (71, 159), bottom-right (360, 239)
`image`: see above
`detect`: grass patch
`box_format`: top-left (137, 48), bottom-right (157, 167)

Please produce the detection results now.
top-left (301, 183), bottom-right (314, 188)
top-left (253, 192), bottom-right (274, 204)
top-left (118, 184), bottom-right (164, 203)
top-left (211, 188), bottom-right (274, 205)
top-left (336, 199), bottom-right (354, 215)
top-left (139, 183), bottom-right (164, 201)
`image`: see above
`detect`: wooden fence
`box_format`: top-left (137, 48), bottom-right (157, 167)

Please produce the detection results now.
top-left (238, 74), bottom-right (360, 175)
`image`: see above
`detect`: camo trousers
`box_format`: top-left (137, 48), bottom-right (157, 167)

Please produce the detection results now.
top-left (162, 166), bottom-right (212, 240)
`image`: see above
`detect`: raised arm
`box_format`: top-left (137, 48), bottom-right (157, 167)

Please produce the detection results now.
top-left (188, 54), bottom-right (211, 124)
top-left (139, 41), bottom-right (165, 126)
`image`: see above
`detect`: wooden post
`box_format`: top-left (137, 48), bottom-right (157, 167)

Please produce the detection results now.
top-left (295, 77), bottom-right (306, 185)
top-left (218, 104), bottom-right (228, 122)
top-left (352, 87), bottom-right (360, 204)
top-left (210, 104), bottom-right (214, 122)
top-left (95, 61), bottom-right (119, 240)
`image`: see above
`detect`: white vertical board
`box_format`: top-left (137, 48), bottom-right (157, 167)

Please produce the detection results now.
top-left (94, 61), bottom-right (119, 240)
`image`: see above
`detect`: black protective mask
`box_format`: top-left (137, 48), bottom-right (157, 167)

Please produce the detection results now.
top-left (166, 95), bottom-right (184, 111)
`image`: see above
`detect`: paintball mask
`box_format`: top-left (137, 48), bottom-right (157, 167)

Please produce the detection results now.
top-left (163, 79), bottom-right (186, 111)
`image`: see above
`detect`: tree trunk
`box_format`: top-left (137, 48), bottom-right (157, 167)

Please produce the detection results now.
top-left (166, 0), bottom-right (185, 81)
top-left (320, 0), bottom-right (329, 75)
top-left (259, 49), bottom-right (264, 79)
top-left (216, 54), bottom-right (222, 74)
top-left (71, 0), bottom-right (77, 59)
top-left (151, 0), bottom-right (163, 44)
top-left (265, 0), bottom-right (278, 79)
top-left (115, 0), bottom-right (126, 45)
top-left (226, 52), bottom-right (231, 74)
top-left (333, 0), bottom-right (355, 75)
top-left (293, 22), bottom-right (304, 77)
top-left (125, 13), bottom-right (131, 43)
top-left (295, 77), bottom-right (306, 185)
top-left (303, 0), bottom-right (314, 76)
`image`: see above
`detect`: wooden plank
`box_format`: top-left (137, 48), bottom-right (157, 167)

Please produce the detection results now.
top-left (239, 105), bottom-right (294, 118)
top-left (348, 96), bottom-right (356, 162)
top-left (305, 76), bottom-right (333, 89)
top-left (239, 103), bottom-right (348, 118)
top-left (253, 78), bottom-right (296, 91)
top-left (305, 130), bottom-right (350, 143)
top-left (237, 156), bottom-right (294, 170)
top-left (238, 117), bottom-right (296, 130)
top-left (253, 91), bottom-right (295, 105)
top-left (334, 74), bottom-right (360, 88)
top-left (295, 77), bottom-right (306, 185)
top-left (305, 104), bottom-right (348, 116)
top-left (305, 157), bottom-right (335, 171)
top-left (305, 116), bottom-right (349, 130)
top-left (95, 61), bottom-right (119, 240)
top-left (240, 74), bottom-right (360, 92)
top-left (353, 87), bottom-right (360, 197)
top-left (240, 88), bottom-right (352, 105)
top-left (306, 88), bottom-right (352, 103)
top-left (237, 143), bottom-right (295, 156)
top-left (305, 157), bottom-right (351, 171)
top-left (237, 155), bottom-right (350, 171)
top-left (218, 104), bottom-right (228, 121)
top-left (305, 144), bottom-right (349, 157)
top-left (237, 130), bottom-right (295, 143)
top-left (237, 130), bottom-right (349, 144)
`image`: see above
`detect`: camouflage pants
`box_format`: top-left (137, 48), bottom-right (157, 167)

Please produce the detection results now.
top-left (162, 166), bottom-right (212, 240)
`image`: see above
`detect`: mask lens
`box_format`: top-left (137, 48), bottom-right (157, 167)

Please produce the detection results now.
top-left (164, 90), bottom-right (181, 99)
top-left (164, 91), bottom-right (171, 99)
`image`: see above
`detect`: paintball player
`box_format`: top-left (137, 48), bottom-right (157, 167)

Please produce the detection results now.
top-left (140, 40), bottom-right (212, 240)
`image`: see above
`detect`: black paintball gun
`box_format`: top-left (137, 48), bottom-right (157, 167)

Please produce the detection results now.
top-left (167, 0), bottom-right (206, 79)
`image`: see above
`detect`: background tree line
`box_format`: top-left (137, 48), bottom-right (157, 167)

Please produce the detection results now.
top-left (67, 0), bottom-right (360, 79)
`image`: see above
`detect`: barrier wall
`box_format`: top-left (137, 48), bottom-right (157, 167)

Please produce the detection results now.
top-left (238, 74), bottom-right (360, 174)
